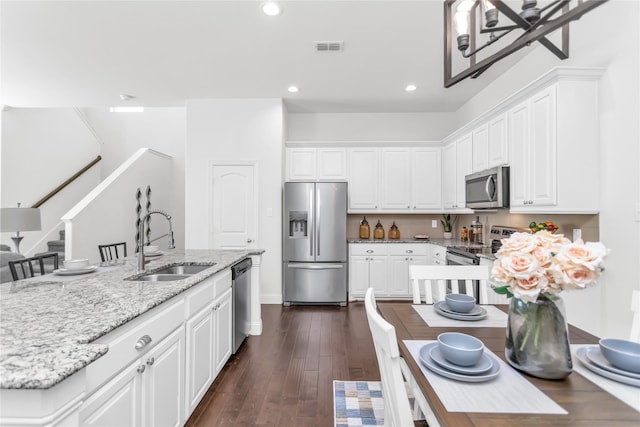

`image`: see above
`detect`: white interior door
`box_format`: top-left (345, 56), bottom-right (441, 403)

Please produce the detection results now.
top-left (210, 163), bottom-right (257, 249)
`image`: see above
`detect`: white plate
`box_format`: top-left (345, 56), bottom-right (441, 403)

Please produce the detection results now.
top-left (575, 346), bottom-right (640, 387)
top-left (434, 302), bottom-right (487, 321)
top-left (419, 342), bottom-right (500, 383)
top-left (585, 346), bottom-right (640, 380)
top-left (436, 300), bottom-right (486, 317)
top-left (429, 345), bottom-right (493, 375)
top-left (414, 235), bottom-right (429, 240)
top-left (144, 251), bottom-right (163, 257)
top-left (53, 266), bottom-right (98, 276)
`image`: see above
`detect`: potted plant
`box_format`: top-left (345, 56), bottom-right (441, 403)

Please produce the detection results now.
top-left (441, 214), bottom-right (453, 239)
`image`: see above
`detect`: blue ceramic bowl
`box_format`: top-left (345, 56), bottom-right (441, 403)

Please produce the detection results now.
top-left (599, 338), bottom-right (640, 374)
top-left (437, 332), bottom-right (484, 366)
top-left (445, 293), bottom-right (476, 313)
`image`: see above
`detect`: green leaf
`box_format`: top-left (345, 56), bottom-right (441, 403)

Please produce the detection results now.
top-left (493, 286), bottom-right (513, 298)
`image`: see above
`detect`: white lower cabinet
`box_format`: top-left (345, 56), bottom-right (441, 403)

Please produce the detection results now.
top-left (80, 326), bottom-right (185, 427)
top-left (349, 244), bottom-right (428, 299)
top-left (213, 287), bottom-right (233, 374)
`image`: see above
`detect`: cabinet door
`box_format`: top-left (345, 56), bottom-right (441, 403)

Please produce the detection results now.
top-left (143, 327), bottom-right (185, 427)
top-left (348, 255), bottom-right (370, 298)
top-left (348, 148), bottom-right (379, 211)
top-left (508, 100), bottom-right (531, 207)
top-left (368, 256), bottom-right (388, 296)
top-left (317, 148), bottom-right (347, 180)
top-left (214, 288), bottom-right (233, 374)
top-left (387, 256), bottom-right (410, 296)
top-left (80, 360), bottom-right (142, 427)
top-left (412, 147), bottom-right (442, 210)
top-left (456, 133), bottom-right (473, 208)
top-left (472, 124), bottom-right (489, 172)
top-left (286, 148), bottom-right (316, 181)
top-left (529, 86), bottom-right (557, 206)
top-left (184, 305), bottom-right (215, 416)
top-left (488, 113), bottom-right (508, 167)
top-left (380, 148), bottom-right (412, 210)
top-left (442, 143), bottom-right (457, 209)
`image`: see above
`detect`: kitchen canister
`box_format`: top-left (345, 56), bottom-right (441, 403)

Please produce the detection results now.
top-left (374, 220), bottom-right (385, 239)
top-left (359, 216), bottom-right (370, 239)
top-left (388, 222), bottom-right (400, 239)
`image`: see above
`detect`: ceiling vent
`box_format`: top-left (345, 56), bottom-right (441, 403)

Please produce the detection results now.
top-left (314, 41), bottom-right (344, 52)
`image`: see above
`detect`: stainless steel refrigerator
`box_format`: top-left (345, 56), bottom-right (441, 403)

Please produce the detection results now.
top-left (283, 182), bottom-right (347, 305)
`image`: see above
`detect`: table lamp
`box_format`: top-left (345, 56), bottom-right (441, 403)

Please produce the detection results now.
top-left (0, 203), bottom-right (42, 254)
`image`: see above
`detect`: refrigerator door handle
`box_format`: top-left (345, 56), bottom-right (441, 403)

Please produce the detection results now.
top-left (309, 185), bottom-right (314, 257)
top-left (287, 264), bottom-right (344, 270)
top-left (316, 187), bottom-right (321, 257)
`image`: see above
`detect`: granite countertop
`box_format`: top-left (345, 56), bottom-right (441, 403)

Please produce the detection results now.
top-left (0, 249), bottom-right (263, 390)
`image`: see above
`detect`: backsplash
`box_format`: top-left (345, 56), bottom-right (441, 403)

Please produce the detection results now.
top-left (347, 212), bottom-right (599, 244)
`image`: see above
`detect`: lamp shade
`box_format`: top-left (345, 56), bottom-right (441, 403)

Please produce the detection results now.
top-left (0, 207), bottom-right (42, 232)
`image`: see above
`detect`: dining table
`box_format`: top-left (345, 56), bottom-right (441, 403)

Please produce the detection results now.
top-left (377, 301), bottom-right (640, 426)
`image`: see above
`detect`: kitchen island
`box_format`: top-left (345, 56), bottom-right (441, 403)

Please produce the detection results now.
top-left (0, 249), bottom-right (263, 426)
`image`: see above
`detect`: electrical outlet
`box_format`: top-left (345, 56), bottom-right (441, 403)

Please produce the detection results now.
top-left (432, 220), bottom-right (438, 228)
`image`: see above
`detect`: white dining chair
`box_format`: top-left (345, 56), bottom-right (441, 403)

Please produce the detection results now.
top-left (364, 288), bottom-right (436, 427)
top-left (631, 290), bottom-right (640, 342)
top-left (410, 264), bottom-right (490, 305)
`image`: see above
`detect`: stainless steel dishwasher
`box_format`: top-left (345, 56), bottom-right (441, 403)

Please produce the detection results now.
top-left (231, 258), bottom-right (252, 353)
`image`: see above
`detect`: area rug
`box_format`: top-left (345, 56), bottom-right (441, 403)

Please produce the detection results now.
top-left (333, 380), bottom-right (384, 426)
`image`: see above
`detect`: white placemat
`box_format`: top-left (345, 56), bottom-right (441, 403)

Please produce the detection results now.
top-left (404, 340), bottom-right (568, 414)
top-left (412, 304), bottom-right (508, 328)
top-left (571, 344), bottom-right (640, 413)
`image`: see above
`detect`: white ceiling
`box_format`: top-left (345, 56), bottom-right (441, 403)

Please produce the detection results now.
top-left (0, 0), bottom-right (531, 113)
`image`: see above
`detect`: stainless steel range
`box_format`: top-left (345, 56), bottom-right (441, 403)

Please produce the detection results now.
top-left (445, 225), bottom-right (530, 301)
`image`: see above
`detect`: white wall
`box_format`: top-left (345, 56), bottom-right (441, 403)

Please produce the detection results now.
top-left (62, 148), bottom-right (173, 264)
top-left (185, 99), bottom-right (284, 304)
top-left (0, 108), bottom-right (101, 255)
top-left (287, 112), bottom-right (457, 142)
top-left (82, 108), bottom-right (186, 249)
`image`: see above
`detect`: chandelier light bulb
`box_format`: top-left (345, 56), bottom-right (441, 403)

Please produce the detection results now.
top-left (481, 0), bottom-right (499, 28)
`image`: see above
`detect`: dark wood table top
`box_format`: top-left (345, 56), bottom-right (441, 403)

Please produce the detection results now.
top-left (377, 302), bottom-right (640, 426)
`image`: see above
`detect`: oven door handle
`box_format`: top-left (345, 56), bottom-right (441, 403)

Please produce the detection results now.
top-left (446, 251), bottom-right (479, 265)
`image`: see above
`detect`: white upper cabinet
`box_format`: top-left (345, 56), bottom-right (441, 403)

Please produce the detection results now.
top-left (508, 78), bottom-right (600, 213)
top-left (488, 112), bottom-right (508, 167)
top-left (348, 147), bottom-right (380, 210)
top-left (412, 147), bottom-right (442, 210)
top-left (286, 147), bottom-right (347, 181)
top-left (380, 148), bottom-right (412, 210)
top-left (472, 124), bottom-right (489, 172)
top-left (443, 134), bottom-right (473, 212)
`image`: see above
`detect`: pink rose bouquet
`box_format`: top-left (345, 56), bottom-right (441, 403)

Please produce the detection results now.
top-left (492, 230), bottom-right (609, 302)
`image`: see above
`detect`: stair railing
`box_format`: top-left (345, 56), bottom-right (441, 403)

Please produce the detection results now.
top-left (31, 155), bottom-right (102, 208)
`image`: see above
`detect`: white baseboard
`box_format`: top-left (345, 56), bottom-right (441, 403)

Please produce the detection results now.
top-left (261, 293), bottom-right (283, 305)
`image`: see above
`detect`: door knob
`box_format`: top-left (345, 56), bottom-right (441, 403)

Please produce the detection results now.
top-left (247, 238), bottom-right (253, 243)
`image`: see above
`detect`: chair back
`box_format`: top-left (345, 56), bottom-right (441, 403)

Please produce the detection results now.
top-left (410, 264), bottom-right (490, 305)
top-left (631, 290), bottom-right (640, 342)
top-left (364, 288), bottom-right (414, 427)
top-left (8, 252), bottom-right (59, 281)
top-left (98, 242), bottom-right (127, 262)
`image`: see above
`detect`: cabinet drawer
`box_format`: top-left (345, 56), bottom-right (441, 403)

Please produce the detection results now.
top-left (387, 244), bottom-right (428, 256)
top-left (349, 244), bottom-right (386, 256)
top-left (213, 269), bottom-right (232, 298)
top-left (186, 277), bottom-right (215, 318)
top-left (86, 298), bottom-right (185, 393)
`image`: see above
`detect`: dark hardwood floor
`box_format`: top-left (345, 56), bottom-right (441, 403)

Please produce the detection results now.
top-left (184, 302), bottom-right (383, 427)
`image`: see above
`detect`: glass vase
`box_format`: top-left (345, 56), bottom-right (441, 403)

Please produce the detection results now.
top-left (505, 293), bottom-right (573, 379)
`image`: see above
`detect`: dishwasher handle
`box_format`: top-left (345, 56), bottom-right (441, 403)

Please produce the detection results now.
top-left (232, 258), bottom-right (253, 279)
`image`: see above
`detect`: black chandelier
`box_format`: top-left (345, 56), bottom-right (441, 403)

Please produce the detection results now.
top-left (444, 0), bottom-right (609, 87)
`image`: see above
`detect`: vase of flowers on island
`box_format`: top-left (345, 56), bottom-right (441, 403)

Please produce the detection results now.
top-left (491, 230), bottom-right (609, 379)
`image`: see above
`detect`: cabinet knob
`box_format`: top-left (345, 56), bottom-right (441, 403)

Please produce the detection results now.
top-left (406, 250), bottom-right (413, 253)
top-left (135, 334), bottom-right (152, 350)
top-left (405, 257), bottom-right (408, 261)
top-left (137, 365), bottom-right (146, 374)
top-left (146, 357), bottom-right (155, 366)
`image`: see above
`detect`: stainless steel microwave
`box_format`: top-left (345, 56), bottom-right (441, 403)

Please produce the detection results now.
top-left (465, 166), bottom-right (509, 209)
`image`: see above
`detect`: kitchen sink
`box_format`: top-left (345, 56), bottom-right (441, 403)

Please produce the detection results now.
top-left (126, 263), bottom-right (216, 282)
top-left (152, 264), bottom-right (214, 275)
top-left (137, 274), bottom-right (193, 282)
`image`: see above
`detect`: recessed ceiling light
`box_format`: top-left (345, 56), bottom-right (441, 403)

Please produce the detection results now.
top-left (288, 86), bottom-right (299, 93)
top-left (109, 107), bottom-right (145, 113)
top-left (405, 84), bottom-right (417, 92)
top-left (262, 2), bottom-right (282, 16)
top-left (119, 94), bottom-right (135, 101)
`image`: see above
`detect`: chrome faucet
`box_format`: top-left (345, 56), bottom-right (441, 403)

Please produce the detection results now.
top-left (137, 210), bottom-right (175, 273)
